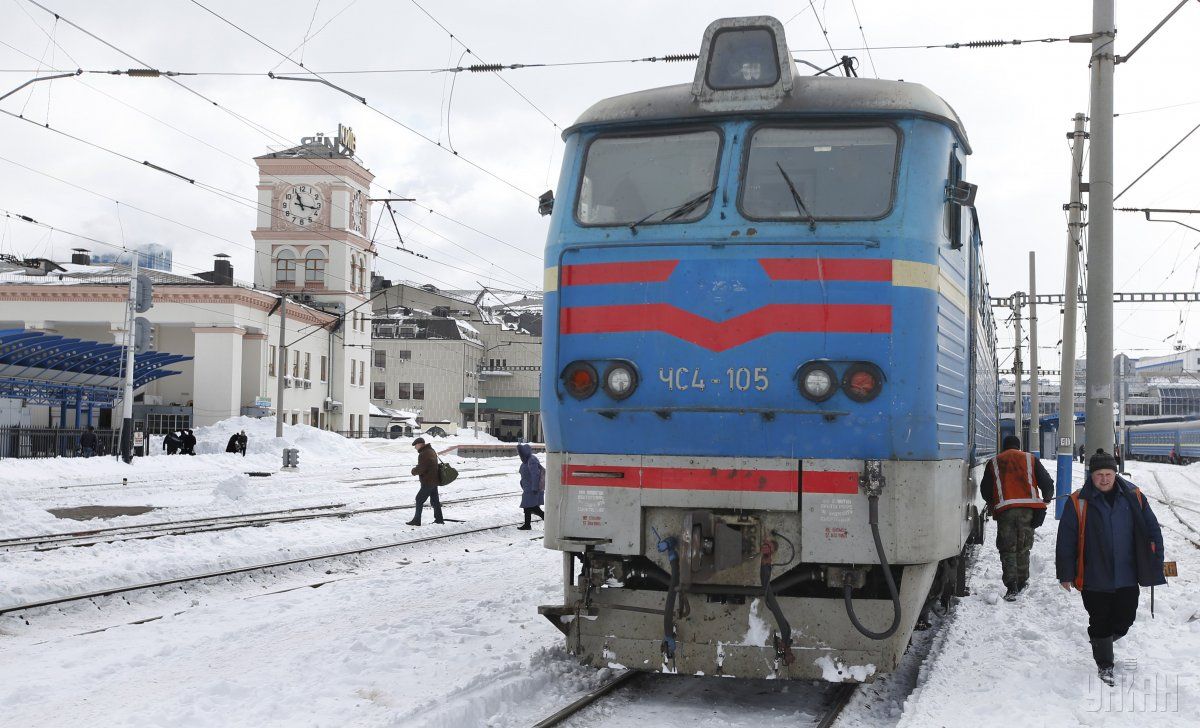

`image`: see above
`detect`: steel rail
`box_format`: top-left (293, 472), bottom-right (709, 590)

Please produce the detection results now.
top-left (2, 492), bottom-right (519, 553)
top-left (0, 521), bottom-right (523, 616)
top-left (530, 670), bottom-right (642, 727)
top-left (814, 683), bottom-right (859, 728)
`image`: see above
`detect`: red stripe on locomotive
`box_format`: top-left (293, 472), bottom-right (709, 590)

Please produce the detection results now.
top-left (559, 302), bottom-right (891, 352)
top-left (759, 258), bottom-right (892, 281)
top-left (561, 260), bottom-right (679, 286)
top-left (561, 464), bottom-right (796, 492)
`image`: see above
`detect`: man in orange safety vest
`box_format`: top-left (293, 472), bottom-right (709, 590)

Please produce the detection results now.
top-left (981, 435), bottom-right (1054, 601)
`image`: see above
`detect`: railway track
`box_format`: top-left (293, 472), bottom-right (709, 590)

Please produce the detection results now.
top-left (0, 520), bottom-right (525, 618)
top-left (0, 488), bottom-right (518, 553)
top-left (1149, 472), bottom-right (1200, 549)
top-left (528, 671), bottom-right (858, 727)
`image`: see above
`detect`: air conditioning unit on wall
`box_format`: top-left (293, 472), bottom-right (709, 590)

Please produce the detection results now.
top-left (283, 377), bottom-right (293, 388)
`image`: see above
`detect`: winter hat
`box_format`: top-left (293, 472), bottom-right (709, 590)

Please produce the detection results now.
top-left (1089, 449), bottom-right (1118, 473)
top-left (1002, 435), bottom-right (1022, 451)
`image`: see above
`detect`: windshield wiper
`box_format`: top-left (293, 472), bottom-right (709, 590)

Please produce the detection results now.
top-left (628, 186), bottom-right (717, 235)
top-left (775, 162), bottom-right (817, 232)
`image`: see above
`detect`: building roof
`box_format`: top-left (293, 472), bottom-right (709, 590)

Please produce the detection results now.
top-left (0, 328), bottom-right (190, 390)
top-left (0, 261), bottom-right (220, 287)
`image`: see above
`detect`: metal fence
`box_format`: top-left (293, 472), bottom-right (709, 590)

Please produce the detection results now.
top-left (0, 427), bottom-right (120, 459)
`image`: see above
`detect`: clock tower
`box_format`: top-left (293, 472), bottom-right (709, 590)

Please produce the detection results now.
top-left (251, 125), bottom-right (374, 430)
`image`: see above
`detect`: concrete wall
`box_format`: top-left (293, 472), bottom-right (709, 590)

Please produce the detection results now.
top-left (370, 337), bottom-right (481, 424)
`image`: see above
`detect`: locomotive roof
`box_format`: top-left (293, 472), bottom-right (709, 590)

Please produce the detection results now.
top-left (566, 76), bottom-right (971, 153)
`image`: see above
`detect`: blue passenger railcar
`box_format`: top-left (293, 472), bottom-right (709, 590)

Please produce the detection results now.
top-left (538, 16), bottom-right (997, 681)
top-left (1125, 419), bottom-right (1200, 463)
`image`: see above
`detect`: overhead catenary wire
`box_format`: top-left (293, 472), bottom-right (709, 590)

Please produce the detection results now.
top-left (184, 0), bottom-right (537, 200)
top-left (848, 0), bottom-right (879, 79)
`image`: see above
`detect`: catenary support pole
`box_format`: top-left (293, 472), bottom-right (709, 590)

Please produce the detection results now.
top-left (1057, 113), bottom-right (1087, 519)
top-left (1013, 294), bottom-right (1024, 446)
top-left (1085, 0), bottom-right (1116, 458)
top-left (1029, 252), bottom-right (1041, 457)
top-left (276, 296), bottom-right (287, 438)
top-left (119, 253), bottom-right (138, 464)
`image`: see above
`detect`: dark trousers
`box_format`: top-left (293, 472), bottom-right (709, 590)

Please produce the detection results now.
top-left (414, 483), bottom-right (443, 523)
top-left (522, 506), bottom-right (544, 525)
top-left (1082, 587), bottom-right (1140, 640)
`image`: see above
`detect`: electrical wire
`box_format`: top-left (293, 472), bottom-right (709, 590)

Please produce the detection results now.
top-left (185, 0), bottom-right (537, 200)
top-left (15, 1), bottom-right (546, 276)
top-left (848, 0), bottom-right (879, 79)
top-left (808, 0), bottom-right (840, 68)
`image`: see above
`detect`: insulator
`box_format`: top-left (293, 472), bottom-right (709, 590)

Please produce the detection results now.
top-left (467, 63), bottom-right (503, 73)
top-left (659, 53), bottom-right (699, 63)
top-left (125, 68), bottom-right (162, 77)
top-left (962, 39), bottom-right (1007, 48)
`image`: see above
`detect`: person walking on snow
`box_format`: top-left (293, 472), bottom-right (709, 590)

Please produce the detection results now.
top-left (1056, 449), bottom-right (1166, 687)
top-left (981, 435), bottom-right (1054, 601)
top-left (406, 437), bottom-right (444, 526)
top-left (517, 442), bottom-right (545, 530)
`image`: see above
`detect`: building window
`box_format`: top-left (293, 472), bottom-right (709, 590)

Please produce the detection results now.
top-left (292, 350), bottom-right (300, 378)
top-left (320, 355), bottom-right (327, 382)
top-left (372, 382), bottom-right (386, 399)
top-left (350, 259), bottom-right (359, 292)
top-left (413, 383), bottom-right (424, 400)
top-left (275, 249), bottom-right (297, 284)
top-left (304, 352), bottom-right (311, 380)
top-left (350, 360), bottom-right (357, 386)
top-left (398, 383), bottom-right (411, 399)
top-left (398, 350), bottom-right (411, 360)
top-left (374, 350), bottom-right (386, 369)
top-left (269, 345), bottom-right (276, 377)
top-left (304, 249), bottom-right (326, 284)
top-left (359, 360), bottom-right (365, 387)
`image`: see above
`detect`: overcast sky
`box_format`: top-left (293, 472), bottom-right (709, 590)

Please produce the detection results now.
top-left (1, 1), bottom-right (1197, 365)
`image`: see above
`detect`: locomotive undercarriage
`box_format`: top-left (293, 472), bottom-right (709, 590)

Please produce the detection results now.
top-left (539, 457), bottom-right (986, 681)
top-left (540, 549), bottom-right (947, 681)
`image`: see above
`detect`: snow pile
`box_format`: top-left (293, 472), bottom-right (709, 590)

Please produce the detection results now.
top-left (212, 474), bottom-right (250, 501)
top-left (187, 416), bottom-right (371, 462)
top-left (814, 654), bottom-right (875, 683)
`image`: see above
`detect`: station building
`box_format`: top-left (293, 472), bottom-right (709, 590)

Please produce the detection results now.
top-left (0, 128), bottom-right (374, 435)
top-left (370, 279), bottom-right (543, 440)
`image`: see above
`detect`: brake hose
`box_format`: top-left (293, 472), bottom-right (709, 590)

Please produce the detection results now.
top-left (843, 492), bottom-right (902, 640)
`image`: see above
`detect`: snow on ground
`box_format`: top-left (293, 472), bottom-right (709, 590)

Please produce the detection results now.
top-left (4, 429), bottom-right (1198, 727)
top-left (897, 459), bottom-right (1199, 727)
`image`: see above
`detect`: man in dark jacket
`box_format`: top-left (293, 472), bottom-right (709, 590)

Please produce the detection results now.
top-left (180, 429), bottom-right (197, 455)
top-left (1056, 449), bottom-right (1166, 686)
top-left (406, 437), bottom-right (443, 526)
top-left (164, 430), bottom-right (182, 455)
top-left (79, 426), bottom-right (97, 458)
top-left (981, 435), bottom-right (1054, 600)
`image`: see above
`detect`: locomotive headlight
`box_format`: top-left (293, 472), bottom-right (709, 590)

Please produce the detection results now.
top-left (603, 362), bottom-right (638, 400)
top-left (842, 362), bottom-right (885, 403)
top-left (562, 361), bottom-right (599, 400)
top-left (796, 361), bottom-right (837, 402)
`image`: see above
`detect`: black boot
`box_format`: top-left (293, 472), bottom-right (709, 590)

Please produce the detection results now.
top-left (1003, 585), bottom-right (1019, 602)
top-left (516, 522), bottom-right (532, 530)
top-left (1091, 637), bottom-right (1115, 686)
top-left (405, 519), bottom-right (420, 526)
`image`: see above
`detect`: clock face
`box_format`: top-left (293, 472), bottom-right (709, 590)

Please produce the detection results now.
top-left (281, 184), bottom-right (325, 227)
top-left (350, 190), bottom-right (365, 233)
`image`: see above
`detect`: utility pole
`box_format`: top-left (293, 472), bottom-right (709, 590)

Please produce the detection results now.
top-left (1118, 357), bottom-right (1127, 471)
top-left (1028, 252), bottom-right (1040, 457)
top-left (1057, 113), bottom-right (1087, 518)
top-left (1012, 294), bottom-right (1024, 446)
top-left (1085, 0), bottom-right (1116, 458)
top-left (118, 253), bottom-right (139, 464)
top-left (275, 296), bottom-right (288, 438)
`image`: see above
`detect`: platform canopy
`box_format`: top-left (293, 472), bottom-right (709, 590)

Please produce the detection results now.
top-left (0, 328), bottom-right (189, 407)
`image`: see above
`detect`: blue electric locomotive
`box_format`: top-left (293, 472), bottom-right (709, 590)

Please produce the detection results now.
top-left (538, 16), bottom-right (997, 681)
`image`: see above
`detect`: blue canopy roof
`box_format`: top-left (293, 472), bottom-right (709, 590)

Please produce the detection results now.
top-left (0, 328), bottom-right (190, 397)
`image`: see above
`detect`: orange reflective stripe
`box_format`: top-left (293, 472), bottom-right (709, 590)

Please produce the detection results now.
top-left (1072, 492), bottom-right (1087, 589)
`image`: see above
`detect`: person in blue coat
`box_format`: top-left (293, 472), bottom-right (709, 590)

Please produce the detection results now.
top-left (1056, 449), bottom-right (1166, 686)
top-left (517, 442), bottom-right (545, 530)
